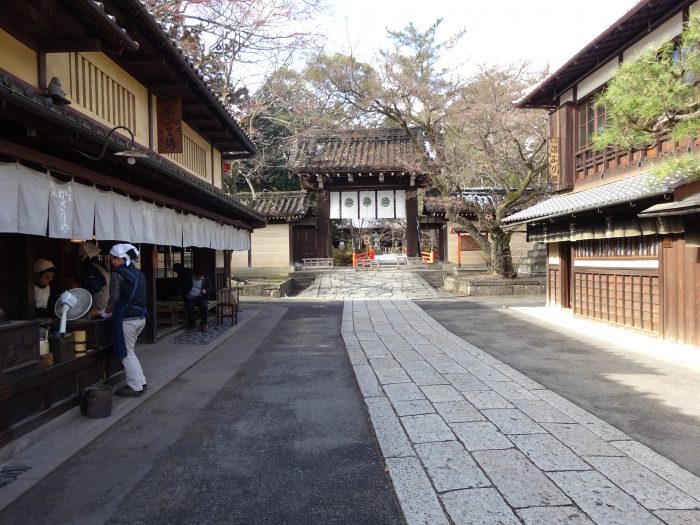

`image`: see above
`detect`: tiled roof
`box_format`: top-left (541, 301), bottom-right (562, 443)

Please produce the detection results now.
top-left (287, 128), bottom-right (430, 174)
top-left (238, 191), bottom-right (310, 220)
top-left (423, 188), bottom-right (526, 216)
top-left (638, 192), bottom-right (700, 217)
top-left (503, 171), bottom-right (692, 224)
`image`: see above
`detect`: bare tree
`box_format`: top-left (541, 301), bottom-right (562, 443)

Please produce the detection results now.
top-left (145, 0), bottom-right (324, 104)
top-left (439, 64), bottom-right (550, 277)
top-left (306, 21), bottom-right (549, 277)
top-left (146, 0), bottom-right (329, 195)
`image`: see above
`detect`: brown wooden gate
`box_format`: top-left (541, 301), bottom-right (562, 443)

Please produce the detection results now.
top-left (292, 225), bottom-right (319, 264)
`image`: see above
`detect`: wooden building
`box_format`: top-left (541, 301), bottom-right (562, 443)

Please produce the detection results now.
top-left (0, 0), bottom-right (264, 446)
top-left (287, 127), bottom-right (432, 257)
top-left (231, 191), bottom-right (311, 268)
top-left (423, 188), bottom-right (540, 270)
top-left (506, 0), bottom-right (700, 346)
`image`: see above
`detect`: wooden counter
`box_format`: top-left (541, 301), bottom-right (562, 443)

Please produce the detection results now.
top-left (0, 319), bottom-right (123, 448)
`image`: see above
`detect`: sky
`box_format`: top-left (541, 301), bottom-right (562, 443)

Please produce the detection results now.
top-left (317, 0), bottom-right (641, 75)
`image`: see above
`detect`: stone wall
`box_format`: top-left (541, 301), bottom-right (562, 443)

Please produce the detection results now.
top-left (442, 275), bottom-right (545, 296)
top-left (238, 277), bottom-right (297, 298)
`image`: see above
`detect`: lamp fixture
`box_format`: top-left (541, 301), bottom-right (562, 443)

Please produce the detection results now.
top-left (378, 173), bottom-right (384, 182)
top-left (348, 173), bottom-right (353, 183)
top-left (73, 125), bottom-right (148, 166)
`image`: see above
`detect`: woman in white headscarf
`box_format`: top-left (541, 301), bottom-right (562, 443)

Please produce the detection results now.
top-left (102, 243), bottom-right (147, 397)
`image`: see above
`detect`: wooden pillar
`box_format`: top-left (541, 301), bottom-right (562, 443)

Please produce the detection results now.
top-left (439, 224), bottom-right (447, 261)
top-left (224, 250), bottom-right (231, 287)
top-left (317, 190), bottom-right (332, 258)
top-left (405, 190), bottom-right (419, 257)
top-left (457, 234), bottom-right (462, 267)
top-left (140, 244), bottom-right (157, 344)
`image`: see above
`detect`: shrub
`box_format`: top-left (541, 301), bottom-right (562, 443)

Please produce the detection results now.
top-left (333, 249), bottom-right (353, 266)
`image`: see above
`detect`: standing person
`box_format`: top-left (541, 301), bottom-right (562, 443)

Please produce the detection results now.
top-left (183, 268), bottom-right (212, 332)
top-left (79, 242), bottom-right (109, 310)
top-left (33, 258), bottom-right (56, 318)
top-left (101, 243), bottom-right (147, 397)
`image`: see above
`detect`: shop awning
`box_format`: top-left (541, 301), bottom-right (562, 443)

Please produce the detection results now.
top-left (504, 172), bottom-right (691, 224)
top-left (638, 192), bottom-right (700, 217)
top-left (0, 163), bottom-right (250, 250)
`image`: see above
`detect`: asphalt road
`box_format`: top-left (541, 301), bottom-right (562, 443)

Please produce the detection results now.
top-left (417, 295), bottom-right (700, 478)
top-left (0, 302), bottom-right (403, 525)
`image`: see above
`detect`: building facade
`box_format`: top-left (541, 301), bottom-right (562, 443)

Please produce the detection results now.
top-left (507, 0), bottom-right (700, 347)
top-left (0, 0), bottom-right (264, 446)
top-left (231, 191), bottom-right (311, 269)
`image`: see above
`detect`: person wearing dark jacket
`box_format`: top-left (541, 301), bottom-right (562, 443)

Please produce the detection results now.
top-left (181, 267), bottom-right (212, 332)
top-left (102, 243), bottom-right (147, 397)
top-left (79, 242), bottom-right (109, 310)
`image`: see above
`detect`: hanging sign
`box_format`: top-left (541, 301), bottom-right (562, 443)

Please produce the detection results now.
top-left (157, 98), bottom-right (183, 153)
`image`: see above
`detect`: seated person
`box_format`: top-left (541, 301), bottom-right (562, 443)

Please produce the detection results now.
top-left (33, 258), bottom-right (56, 318)
top-left (174, 264), bottom-right (212, 332)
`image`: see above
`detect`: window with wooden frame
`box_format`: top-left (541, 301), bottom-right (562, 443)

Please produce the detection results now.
top-left (156, 246), bottom-right (192, 278)
top-left (577, 97), bottom-right (606, 152)
top-left (573, 236), bottom-right (659, 258)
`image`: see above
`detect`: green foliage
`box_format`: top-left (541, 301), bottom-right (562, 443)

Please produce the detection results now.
top-left (648, 154), bottom-right (700, 182)
top-left (593, 12), bottom-right (700, 151)
top-left (332, 249), bottom-right (353, 266)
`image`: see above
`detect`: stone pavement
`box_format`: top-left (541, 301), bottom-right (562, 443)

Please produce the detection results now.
top-left (295, 268), bottom-right (441, 299)
top-left (343, 298), bottom-right (700, 525)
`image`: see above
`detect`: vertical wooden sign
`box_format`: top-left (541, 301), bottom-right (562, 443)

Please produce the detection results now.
top-left (157, 98), bottom-right (183, 153)
top-left (548, 137), bottom-right (560, 187)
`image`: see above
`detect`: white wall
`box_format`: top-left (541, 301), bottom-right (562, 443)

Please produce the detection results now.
top-left (623, 12), bottom-right (683, 61)
top-left (231, 223), bottom-right (291, 268)
top-left (577, 58), bottom-right (619, 99)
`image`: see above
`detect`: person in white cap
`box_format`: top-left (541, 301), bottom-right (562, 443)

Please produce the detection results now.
top-left (79, 242), bottom-right (109, 310)
top-left (102, 243), bottom-right (148, 397)
top-left (33, 258), bottom-right (56, 317)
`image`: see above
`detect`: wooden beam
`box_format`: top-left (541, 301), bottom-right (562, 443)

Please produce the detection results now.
top-left (39, 38), bottom-right (102, 52)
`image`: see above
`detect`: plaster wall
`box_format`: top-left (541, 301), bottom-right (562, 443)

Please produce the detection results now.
top-left (559, 88), bottom-right (574, 104)
top-left (212, 148), bottom-right (223, 189)
top-left (0, 29), bottom-right (37, 86)
top-left (576, 58), bottom-right (619, 99)
top-left (231, 223), bottom-right (291, 268)
top-left (623, 13), bottom-right (683, 61)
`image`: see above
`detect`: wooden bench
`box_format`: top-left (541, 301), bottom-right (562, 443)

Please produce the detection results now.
top-left (156, 299), bottom-right (218, 326)
top-left (302, 258), bottom-right (334, 269)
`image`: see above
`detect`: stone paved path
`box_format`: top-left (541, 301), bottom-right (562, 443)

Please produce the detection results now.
top-left (295, 269), bottom-right (441, 300)
top-left (343, 299), bottom-right (700, 525)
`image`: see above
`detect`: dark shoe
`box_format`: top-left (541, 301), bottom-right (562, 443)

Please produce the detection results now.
top-left (200, 323), bottom-right (208, 333)
top-left (115, 385), bottom-right (144, 397)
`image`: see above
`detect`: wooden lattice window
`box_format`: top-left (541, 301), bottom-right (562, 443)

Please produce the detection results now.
top-left (165, 134), bottom-right (208, 179)
top-left (71, 54), bottom-right (136, 130)
top-left (573, 237), bottom-right (659, 258)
